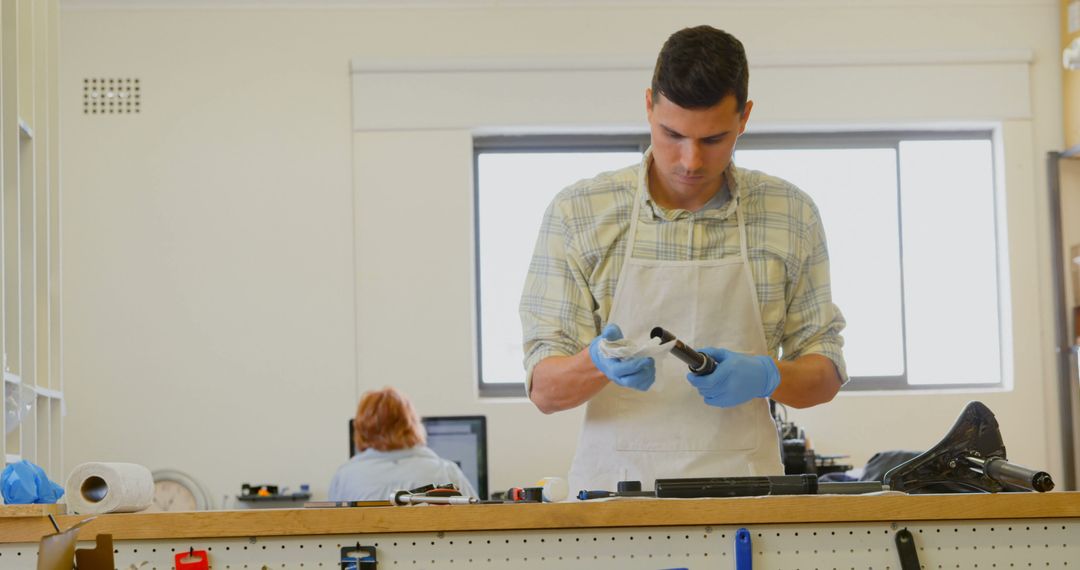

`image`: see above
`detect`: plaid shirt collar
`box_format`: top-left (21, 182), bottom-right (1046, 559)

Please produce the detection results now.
top-left (640, 146), bottom-right (741, 222)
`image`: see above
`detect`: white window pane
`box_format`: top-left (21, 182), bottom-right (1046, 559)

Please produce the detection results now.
top-left (478, 135), bottom-right (1003, 390)
top-left (735, 148), bottom-right (905, 378)
top-left (900, 140), bottom-right (1000, 385)
top-left (477, 151), bottom-right (642, 385)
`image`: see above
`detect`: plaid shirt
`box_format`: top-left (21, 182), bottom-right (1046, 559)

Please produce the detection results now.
top-left (520, 151), bottom-right (847, 384)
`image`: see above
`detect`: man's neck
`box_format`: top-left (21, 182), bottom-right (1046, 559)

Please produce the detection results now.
top-left (647, 168), bottom-right (724, 213)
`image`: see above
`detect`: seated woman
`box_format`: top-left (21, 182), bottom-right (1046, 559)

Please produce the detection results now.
top-left (329, 386), bottom-right (478, 501)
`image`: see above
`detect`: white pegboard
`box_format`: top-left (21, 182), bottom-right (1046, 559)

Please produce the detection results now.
top-left (0, 518), bottom-right (1076, 569)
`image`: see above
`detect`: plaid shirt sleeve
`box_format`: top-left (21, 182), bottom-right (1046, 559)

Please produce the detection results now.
top-left (519, 194), bottom-right (599, 388)
top-left (779, 199), bottom-right (849, 383)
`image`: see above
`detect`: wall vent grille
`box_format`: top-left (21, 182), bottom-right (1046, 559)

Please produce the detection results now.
top-left (83, 78), bottom-right (140, 114)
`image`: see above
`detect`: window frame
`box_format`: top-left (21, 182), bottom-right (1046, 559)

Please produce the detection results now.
top-left (473, 130), bottom-right (1004, 397)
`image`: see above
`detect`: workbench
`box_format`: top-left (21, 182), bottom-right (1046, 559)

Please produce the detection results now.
top-left (1, 492), bottom-right (1078, 568)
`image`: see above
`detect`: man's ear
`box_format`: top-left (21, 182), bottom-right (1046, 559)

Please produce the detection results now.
top-left (738, 100), bottom-right (754, 135)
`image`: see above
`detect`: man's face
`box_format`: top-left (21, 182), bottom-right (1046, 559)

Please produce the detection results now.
top-left (646, 90), bottom-right (752, 206)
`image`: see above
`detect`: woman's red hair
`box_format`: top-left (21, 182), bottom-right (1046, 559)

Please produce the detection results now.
top-left (353, 387), bottom-right (426, 452)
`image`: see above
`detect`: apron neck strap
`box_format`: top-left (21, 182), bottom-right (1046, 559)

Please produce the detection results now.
top-left (735, 193), bottom-right (749, 261)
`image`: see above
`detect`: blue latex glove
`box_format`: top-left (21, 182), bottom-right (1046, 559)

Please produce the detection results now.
top-left (686, 347), bottom-right (781, 408)
top-left (0, 460), bottom-right (65, 504)
top-left (588, 324), bottom-right (656, 391)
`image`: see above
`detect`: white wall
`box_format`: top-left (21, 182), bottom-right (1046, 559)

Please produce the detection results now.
top-left (59, 0), bottom-right (1068, 505)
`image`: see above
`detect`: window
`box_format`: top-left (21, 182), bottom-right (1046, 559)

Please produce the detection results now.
top-left (474, 136), bottom-right (647, 396)
top-left (474, 131), bottom-right (1003, 396)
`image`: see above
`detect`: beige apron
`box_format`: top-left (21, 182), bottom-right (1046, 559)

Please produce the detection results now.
top-left (568, 159), bottom-right (784, 494)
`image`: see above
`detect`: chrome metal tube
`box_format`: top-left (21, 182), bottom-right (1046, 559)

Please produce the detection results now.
top-left (966, 456), bottom-right (1055, 492)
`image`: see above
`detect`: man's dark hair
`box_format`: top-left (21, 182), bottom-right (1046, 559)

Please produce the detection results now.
top-left (651, 25), bottom-right (749, 111)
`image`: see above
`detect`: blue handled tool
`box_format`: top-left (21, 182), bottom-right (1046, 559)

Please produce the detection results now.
top-left (340, 543), bottom-right (377, 570)
top-left (735, 527), bottom-right (752, 570)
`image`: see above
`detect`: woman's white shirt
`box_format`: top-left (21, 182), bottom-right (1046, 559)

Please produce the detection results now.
top-left (328, 445), bottom-right (478, 501)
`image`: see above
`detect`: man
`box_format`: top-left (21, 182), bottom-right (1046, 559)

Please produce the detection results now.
top-left (519, 25), bottom-right (847, 493)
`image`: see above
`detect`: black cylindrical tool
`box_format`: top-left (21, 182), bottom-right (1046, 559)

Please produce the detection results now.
top-left (969, 456), bottom-right (1055, 492)
top-left (654, 475), bottom-right (818, 498)
top-left (650, 327), bottom-right (717, 375)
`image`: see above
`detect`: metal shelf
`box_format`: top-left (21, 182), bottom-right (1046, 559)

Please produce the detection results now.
top-left (0, 0), bottom-right (63, 484)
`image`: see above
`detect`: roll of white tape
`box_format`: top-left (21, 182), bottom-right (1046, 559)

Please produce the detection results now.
top-left (538, 476), bottom-right (569, 503)
top-left (64, 462), bottom-right (154, 514)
